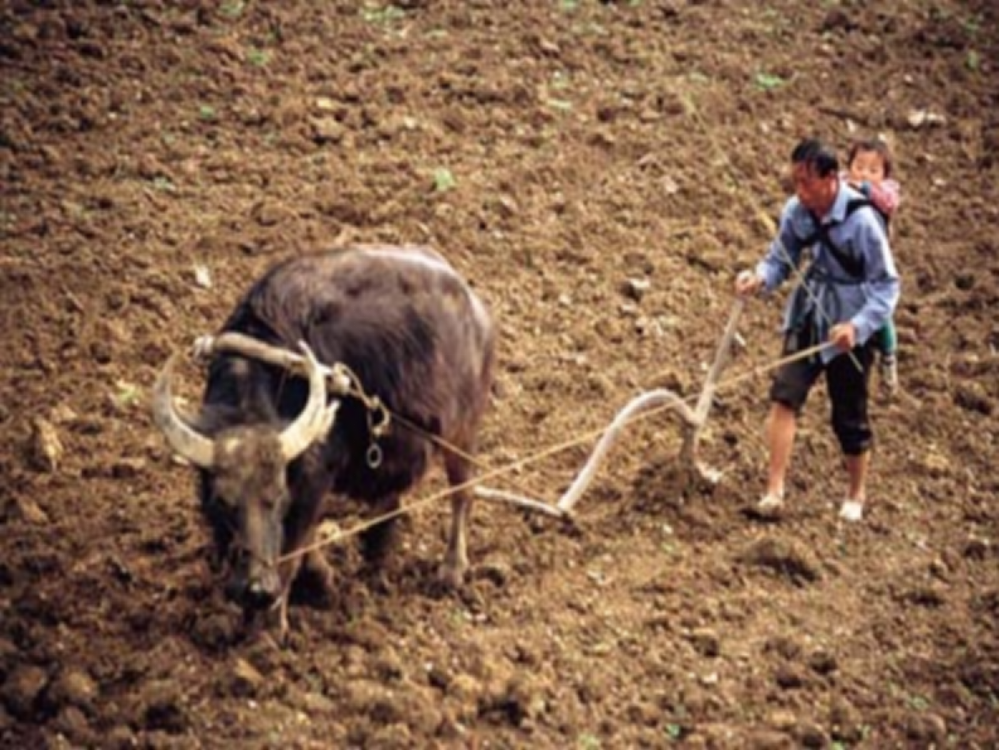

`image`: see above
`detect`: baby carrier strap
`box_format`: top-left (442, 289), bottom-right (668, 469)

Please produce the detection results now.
top-left (801, 198), bottom-right (874, 280)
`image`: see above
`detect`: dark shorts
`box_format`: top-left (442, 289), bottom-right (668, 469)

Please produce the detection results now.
top-left (769, 325), bottom-right (877, 455)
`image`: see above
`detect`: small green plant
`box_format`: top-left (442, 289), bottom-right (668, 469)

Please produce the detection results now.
top-left (3, 77), bottom-right (26, 94)
top-left (577, 733), bottom-right (601, 750)
top-left (754, 71), bottom-right (787, 91)
top-left (665, 723), bottom-right (682, 741)
top-left (966, 50), bottom-right (980, 71)
top-left (962, 14), bottom-right (982, 36)
top-left (451, 606), bottom-right (479, 627)
top-left (114, 381), bottom-right (141, 408)
top-left (246, 47), bottom-right (270, 66)
top-left (551, 71), bottom-right (571, 90)
top-left (362, 4), bottom-right (405, 25)
top-left (908, 694), bottom-right (930, 711)
top-left (433, 168), bottom-right (457, 193)
top-left (198, 104), bottom-right (217, 121)
top-left (221, 0), bottom-right (245, 19)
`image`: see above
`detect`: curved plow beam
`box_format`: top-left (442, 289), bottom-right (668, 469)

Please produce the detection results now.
top-left (472, 389), bottom-right (698, 518)
top-left (555, 389), bottom-right (700, 514)
top-left (473, 486), bottom-right (568, 519)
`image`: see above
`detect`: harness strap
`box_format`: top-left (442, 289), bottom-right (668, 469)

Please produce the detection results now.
top-left (801, 198), bottom-right (873, 279)
top-left (804, 264), bottom-right (866, 287)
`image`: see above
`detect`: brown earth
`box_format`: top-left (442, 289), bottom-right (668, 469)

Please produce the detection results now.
top-left (2, 1), bottom-right (998, 747)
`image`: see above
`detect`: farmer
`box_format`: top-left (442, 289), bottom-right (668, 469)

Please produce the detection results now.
top-left (735, 137), bottom-right (900, 522)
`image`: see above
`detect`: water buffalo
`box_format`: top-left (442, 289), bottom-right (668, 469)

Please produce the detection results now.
top-left (152, 245), bottom-right (496, 636)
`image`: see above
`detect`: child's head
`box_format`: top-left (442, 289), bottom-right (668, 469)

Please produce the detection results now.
top-left (847, 138), bottom-right (894, 186)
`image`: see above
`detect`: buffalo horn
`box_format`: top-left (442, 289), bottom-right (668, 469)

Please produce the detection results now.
top-left (277, 341), bottom-right (332, 462)
top-left (152, 353), bottom-right (216, 469)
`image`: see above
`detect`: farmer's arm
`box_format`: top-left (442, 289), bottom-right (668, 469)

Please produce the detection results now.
top-left (850, 217), bottom-right (900, 342)
top-left (737, 201), bottom-right (803, 296)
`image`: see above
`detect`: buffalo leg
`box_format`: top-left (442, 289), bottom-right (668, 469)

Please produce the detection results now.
top-left (360, 493), bottom-right (401, 566)
top-left (272, 556), bottom-right (303, 644)
top-left (302, 549), bottom-right (335, 596)
top-left (281, 473), bottom-right (336, 607)
top-left (288, 533), bottom-right (336, 608)
top-left (440, 453), bottom-right (474, 588)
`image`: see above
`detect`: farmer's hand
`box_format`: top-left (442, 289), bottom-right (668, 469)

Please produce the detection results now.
top-left (829, 322), bottom-right (857, 352)
top-left (735, 270), bottom-right (763, 298)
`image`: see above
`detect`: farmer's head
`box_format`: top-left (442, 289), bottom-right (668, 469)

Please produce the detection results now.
top-left (790, 138), bottom-right (839, 216)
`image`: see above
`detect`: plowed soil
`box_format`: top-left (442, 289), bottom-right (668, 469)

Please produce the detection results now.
top-left (2, 1), bottom-right (998, 747)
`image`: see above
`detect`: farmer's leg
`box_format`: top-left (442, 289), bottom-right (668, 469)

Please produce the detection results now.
top-left (826, 342), bottom-right (876, 509)
top-left (845, 452), bottom-right (870, 502)
top-left (764, 338), bottom-right (823, 503)
top-left (765, 402), bottom-right (796, 498)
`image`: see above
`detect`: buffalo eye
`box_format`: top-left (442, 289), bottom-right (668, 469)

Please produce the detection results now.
top-left (209, 473), bottom-right (243, 509)
top-left (261, 485), bottom-right (290, 513)
top-left (211, 485), bottom-right (239, 509)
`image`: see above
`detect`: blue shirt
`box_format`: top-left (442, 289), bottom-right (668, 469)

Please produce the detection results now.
top-left (755, 181), bottom-right (901, 364)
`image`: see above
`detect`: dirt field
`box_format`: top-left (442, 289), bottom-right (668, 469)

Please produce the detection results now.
top-left (2, 1), bottom-right (998, 747)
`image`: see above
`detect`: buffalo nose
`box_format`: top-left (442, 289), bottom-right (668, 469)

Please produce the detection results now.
top-left (244, 579), bottom-right (277, 610)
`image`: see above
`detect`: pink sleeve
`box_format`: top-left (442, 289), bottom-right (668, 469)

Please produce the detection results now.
top-left (870, 179), bottom-right (900, 217)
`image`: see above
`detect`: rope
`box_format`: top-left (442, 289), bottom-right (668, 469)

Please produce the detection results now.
top-left (275, 339), bottom-right (832, 565)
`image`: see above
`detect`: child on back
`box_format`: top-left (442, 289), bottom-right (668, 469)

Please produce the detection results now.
top-left (845, 138), bottom-right (901, 395)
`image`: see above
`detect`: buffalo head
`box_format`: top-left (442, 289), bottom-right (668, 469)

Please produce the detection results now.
top-left (152, 342), bottom-right (337, 611)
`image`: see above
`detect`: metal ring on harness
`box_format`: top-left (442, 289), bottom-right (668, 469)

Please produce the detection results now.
top-left (367, 398), bottom-right (391, 439)
top-left (366, 443), bottom-right (383, 469)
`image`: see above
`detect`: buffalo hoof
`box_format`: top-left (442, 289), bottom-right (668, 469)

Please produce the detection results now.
top-left (291, 552), bottom-right (336, 609)
top-left (360, 565), bottom-right (395, 596)
top-left (240, 609), bottom-right (286, 649)
top-left (437, 561), bottom-right (466, 591)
